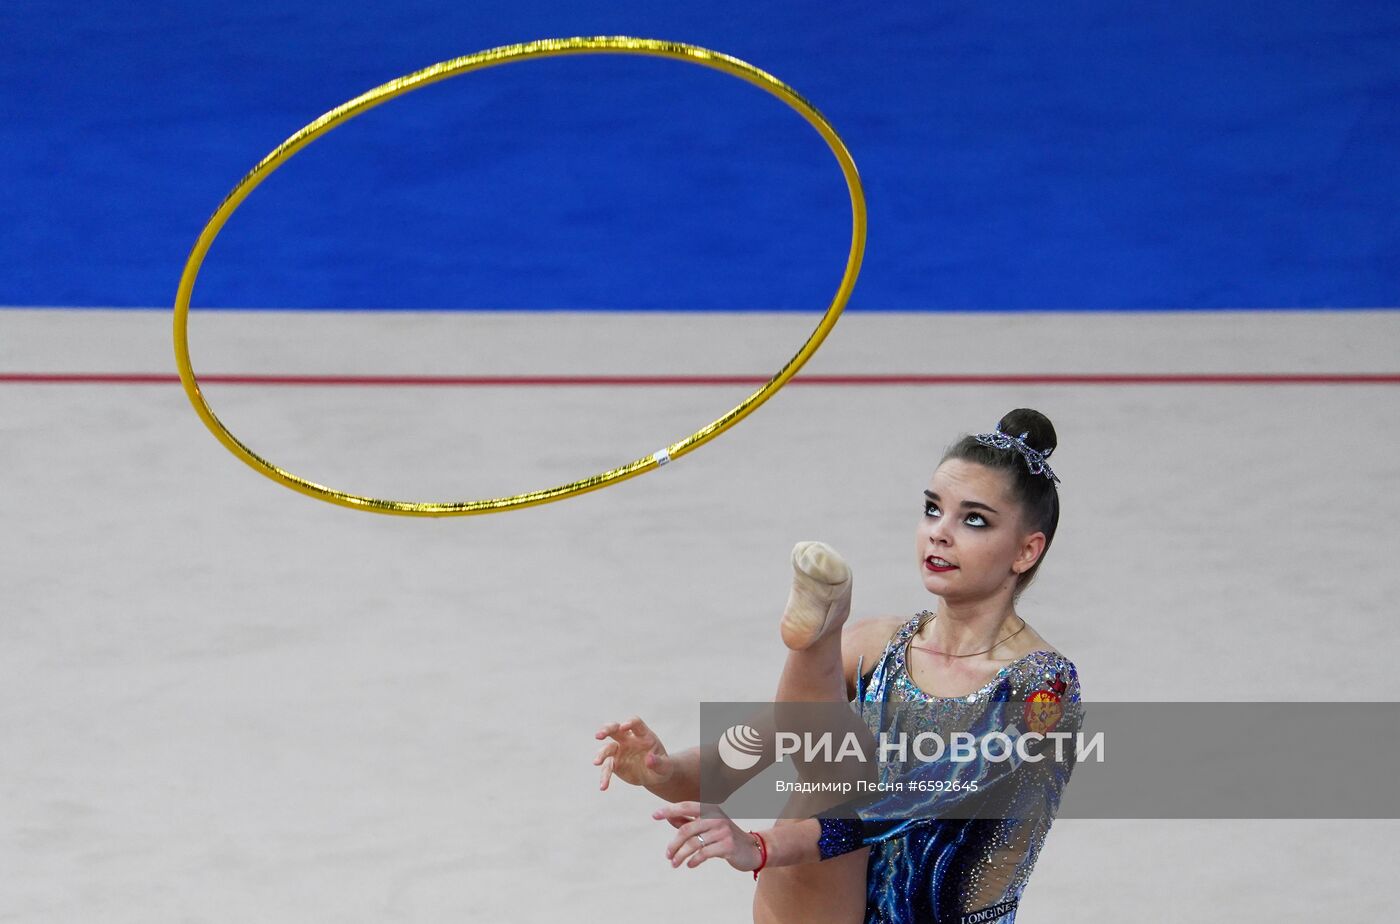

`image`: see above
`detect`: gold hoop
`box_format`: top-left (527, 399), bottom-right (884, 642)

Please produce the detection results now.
top-left (173, 36), bottom-right (867, 516)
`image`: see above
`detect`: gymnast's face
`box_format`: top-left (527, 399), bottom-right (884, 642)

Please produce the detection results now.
top-left (916, 458), bottom-right (1045, 602)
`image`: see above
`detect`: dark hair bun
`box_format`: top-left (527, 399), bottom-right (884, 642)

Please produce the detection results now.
top-left (997, 408), bottom-right (1057, 458)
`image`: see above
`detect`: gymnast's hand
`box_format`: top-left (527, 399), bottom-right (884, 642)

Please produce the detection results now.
top-left (653, 801), bottom-right (764, 872)
top-left (594, 715), bottom-right (675, 791)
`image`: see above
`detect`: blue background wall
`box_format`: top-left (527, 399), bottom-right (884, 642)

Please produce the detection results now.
top-left (3, 1), bottom-right (1397, 310)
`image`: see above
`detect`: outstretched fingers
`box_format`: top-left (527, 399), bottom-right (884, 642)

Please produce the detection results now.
top-left (593, 716), bottom-right (668, 790)
top-left (653, 800), bottom-right (710, 821)
top-left (594, 716), bottom-right (653, 747)
top-left (593, 740), bottom-right (618, 789)
top-left (653, 802), bottom-right (727, 869)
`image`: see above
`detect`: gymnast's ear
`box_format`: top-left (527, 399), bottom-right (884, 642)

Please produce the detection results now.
top-left (1011, 530), bottom-right (1048, 575)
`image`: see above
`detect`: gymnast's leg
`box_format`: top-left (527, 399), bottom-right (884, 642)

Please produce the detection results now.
top-left (753, 542), bottom-right (869, 924)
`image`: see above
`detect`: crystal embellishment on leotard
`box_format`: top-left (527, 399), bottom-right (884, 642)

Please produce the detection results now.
top-left (818, 613), bottom-right (1083, 923)
top-left (817, 816), bottom-right (863, 859)
top-left (972, 427), bottom-right (1061, 485)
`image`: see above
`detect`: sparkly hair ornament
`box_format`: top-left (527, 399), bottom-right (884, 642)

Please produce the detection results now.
top-left (972, 428), bottom-right (1062, 486)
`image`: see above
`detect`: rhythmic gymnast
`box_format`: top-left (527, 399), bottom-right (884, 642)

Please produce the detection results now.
top-left (594, 408), bottom-right (1083, 924)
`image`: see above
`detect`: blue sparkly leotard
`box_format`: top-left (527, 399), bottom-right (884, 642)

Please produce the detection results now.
top-left (815, 613), bottom-right (1083, 924)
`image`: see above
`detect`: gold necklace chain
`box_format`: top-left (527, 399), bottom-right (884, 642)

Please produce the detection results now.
top-left (909, 611), bottom-right (1028, 658)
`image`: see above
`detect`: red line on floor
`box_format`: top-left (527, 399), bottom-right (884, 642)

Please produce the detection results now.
top-left (2, 372), bottom-right (1398, 386)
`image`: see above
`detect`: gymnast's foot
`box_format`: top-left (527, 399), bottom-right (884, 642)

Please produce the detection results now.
top-left (780, 541), bottom-right (853, 650)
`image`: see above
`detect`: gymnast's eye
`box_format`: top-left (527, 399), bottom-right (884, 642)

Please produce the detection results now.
top-left (924, 501), bottom-right (988, 528)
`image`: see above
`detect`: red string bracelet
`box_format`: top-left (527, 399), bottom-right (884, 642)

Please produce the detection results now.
top-left (748, 830), bottom-right (768, 880)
